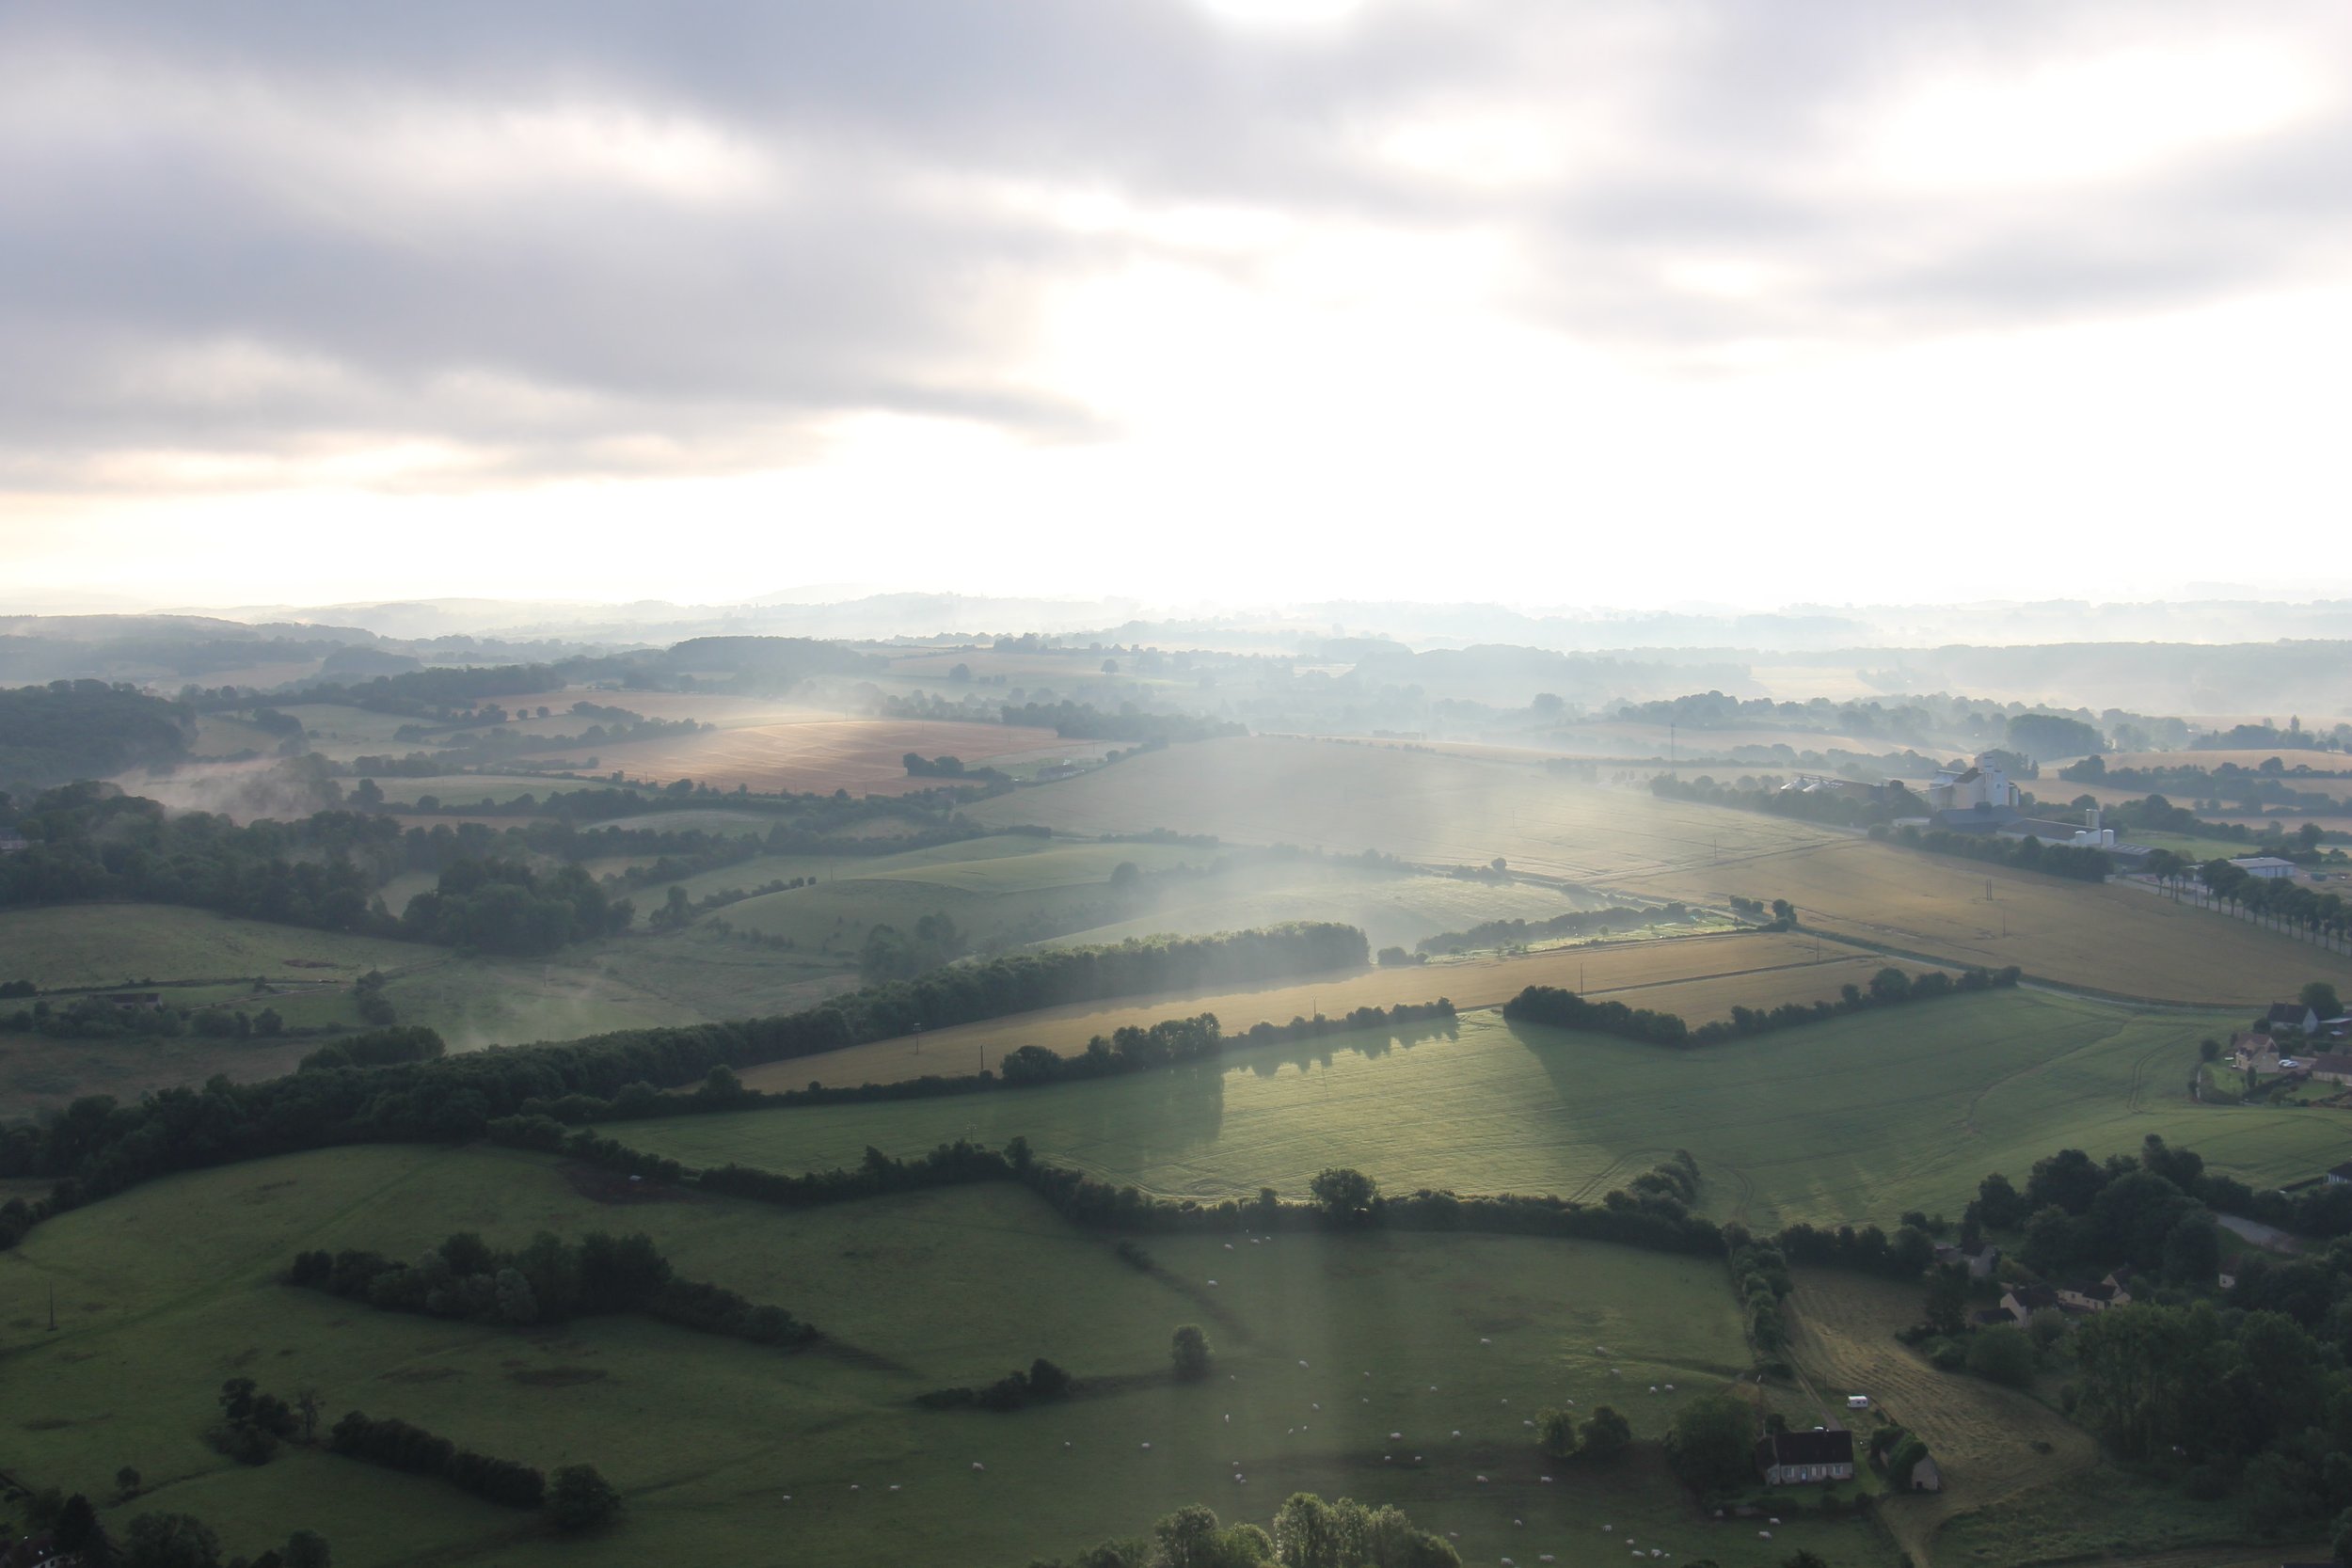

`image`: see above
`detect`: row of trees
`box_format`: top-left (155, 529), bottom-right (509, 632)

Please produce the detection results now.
top-left (2172, 857), bottom-right (2352, 953)
top-left (0, 926), bottom-right (1374, 1248)
top-left (1502, 963), bottom-right (2020, 1049)
top-left (1889, 824), bottom-right (2113, 881)
top-left (329, 1413), bottom-right (620, 1529)
top-left (289, 1227), bottom-right (815, 1347)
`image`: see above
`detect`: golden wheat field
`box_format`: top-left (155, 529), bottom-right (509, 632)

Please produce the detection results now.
top-left (1629, 837), bottom-right (2352, 1005)
top-left (737, 929), bottom-right (1931, 1091)
top-left (969, 736), bottom-right (1844, 880)
top-left (573, 717), bottom-right (1096, 793)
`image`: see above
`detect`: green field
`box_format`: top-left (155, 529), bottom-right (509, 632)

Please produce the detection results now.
top-left (703, 836), bottom-right (1606, 957)
top-left (622, 990), bottom-right (2344, 1230)
top-left (0, 1146), bottom-right (1883, 1568)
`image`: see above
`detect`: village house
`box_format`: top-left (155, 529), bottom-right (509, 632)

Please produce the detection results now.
top-left (2233, 1032), bottom-right (2280, 1071)
top-left (2326, 1162), bottom-right (2352, 1187)
top-left (2301, 1054), bottom-right (2352, 1087)
top-left (2058, 1279), bottom-right (2125, 1313)
top-left (1756, 1428), bottom-right (1855, 1487)
top-left (2000, 1284), bottom-right (2059, 1324)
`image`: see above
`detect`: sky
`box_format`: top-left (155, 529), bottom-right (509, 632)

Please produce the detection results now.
top-left (3, 0), bottom-right (2349, 613)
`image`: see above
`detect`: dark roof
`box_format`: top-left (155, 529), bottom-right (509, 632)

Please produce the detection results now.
top-left (1971, 1307), bottom-right (2014, 1326)
top-left (2268, 1003), bottom-right (2312, 1025)
top-left (2328, 1162), bottom-right (2352, 1180)
top-left (2304, 1054), bottom-right (2352, 1077)
top-left (2066, 1281), bottom-right (2119, 1303)
top-left (1759, 1430), bottom-right (1853, 1467)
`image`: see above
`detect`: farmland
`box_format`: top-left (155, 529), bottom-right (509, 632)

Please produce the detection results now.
top-left (968, 736), bottom-right (1848, 881)
top-left (739, 928), bottom-right (1925, 1092)
top-left (1784, 1271), bottom-right (2265, 1567)
top-left (1629, 836), bottom-right (2352, 1005)
top-left (644, 990), bottom-right (2338, 1231)
top-left (0, 1145), bottom-right (1881, 1568)
top-left (580, 715), bottom-right (1099, 795)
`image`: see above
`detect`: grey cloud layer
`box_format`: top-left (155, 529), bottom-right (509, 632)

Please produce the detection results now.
top-left (4, 0), bottom-right (2345, 487)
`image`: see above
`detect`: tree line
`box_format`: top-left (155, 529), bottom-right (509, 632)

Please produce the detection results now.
top-left (288, 1227), bottom-right (816, 1349)
top-left (1501, 962), bottom-right (2019, 1048)
top-left (1886, 823), bottom-right (2112, 882)
top-left (329, 1413), bottom-right (622, 1531)
top-left (0, 925), bottom-right (1374, 1247)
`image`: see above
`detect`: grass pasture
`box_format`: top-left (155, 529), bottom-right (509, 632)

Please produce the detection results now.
top-left (0, 1146), bottom-right (1881, 1568)
top-left (738, 929), bottom-right (1923, 1092)
top-left (651, 991), bottom-right (2339, 1231)
top-left (968, 737), bottom-right (1847, 882)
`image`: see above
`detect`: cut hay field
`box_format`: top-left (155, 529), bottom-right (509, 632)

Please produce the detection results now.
top-left (967, 736), bottom-right (1846, 881)
top-left (651, 991), bottom-right (2339, 1232)
top-left (0, 1146), bottom-right (1880, 1568)
top-left (571, 716), bottom-right (1099, 795)
top-left (1783, 1271), bottom-right (2261, 1567)
top-left (1628, 837), bottom-right (2352, 1005)
top-left (737, 929), bottom-right (1922, 1092)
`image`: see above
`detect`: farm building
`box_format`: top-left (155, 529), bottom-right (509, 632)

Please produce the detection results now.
top-left (1925, 755), bottom-right (2020, 816)
top-left (1756, 1429), bottom-right (1854, 1486)
top-left (2300, 1054), bottom-right (2352, 1087)
top-left (0, 831), bottom-right (28, 854)
top-left (100, 991), bottom-right (164, 1009)
top-left (2265, 1002), bottom-right (2322, 1035)
top-left (1903, 1455), bottom-right (1943, 1493)
top-left (2000, 1285), bottom-right (2059, 1324)
top-left (1933, 1242), bottom-right (2001, 1278)
top-left (2058, 1279), bottom-right (2129, 1313)
top-left (2233, 857), bottom-right (2300, 880)
top-left (2327, 1163), bottom-right (2352, 1187)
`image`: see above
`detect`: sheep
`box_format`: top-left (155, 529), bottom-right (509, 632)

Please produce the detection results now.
top-left (888, 1485), bottom-right (900, 1492)
top-left (1299, 1359), bottom-right (1310, 1368)
top-left (1476, 1475), bottom-right (1489, 1483)
top-left (1208, 1279), bottom-right (1217, 1286)
top-left (1390, 1432), bottom-right (1404, 1439)
top-left (1768, 1517), bottom-right (1779, 1526)
top-left (1480, 1337), bottom-right (1491, 1344)
top-left (1451, 1430), bottom-right (1462, 1437)
top-left (971, 1463), bottom-right (985, 1472)
top-left (781, 1495), bottom-right (792, 1502)
top-left (1540, 1475), bottom-right (1553, 1482)
top-left (1140, 1442), bottom-right (1152, 1449)
top-left (850, 1485), bottom-right (860, 1491)
top-left (1758, 1530), bottom-right (1772, 1539)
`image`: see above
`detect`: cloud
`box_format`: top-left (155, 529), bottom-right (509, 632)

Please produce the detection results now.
top-left (2, 0), bottom-right (2347, 495)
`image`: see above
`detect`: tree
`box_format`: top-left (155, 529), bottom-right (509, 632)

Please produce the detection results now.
top-left (2304, 981), bottom-right (2344, 1022)
top-left (1153, 1504), bottom-right (1225, 1568)
top-left (1534, 1405), bottom-right (1578, 1460)
top-left (1171, 1323), bottom-right (1212, 1381)
top-left (116, 1465), bottom-right (142, 1497)
top-left (119, 1512), bottom-right (223, 1568)
top-left (283, 1530), bottom-right (332, 1568)
top-left (1110, 861), bottom-right (1141, 894)
top-left (1576, 1404), bottom-right (1632, 1463)
top-left (56, 1494), bottom-right (101, 1550)
top-left (1663, 1391), bottom-right (1756, 1494)
top-left (2026, 1307), bottom-right (2069, 1353)
top-left (546, 1464), bottom-right (622, 1532)
top-left (1922, 1265), bottom-right (1969, 1338)
top-left (1308, 1167), bottom-right (1379, 1226)
top-left (1270, 1494), bottom-right (1338, 1568)
top-left (252, 1007), bottom-right (284, 1038)
top-left (1966, 1325), bottom-right (2038, 1387)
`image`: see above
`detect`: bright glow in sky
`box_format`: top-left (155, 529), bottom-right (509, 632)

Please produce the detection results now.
top-left (3, 1), bottom-right (2349, 611)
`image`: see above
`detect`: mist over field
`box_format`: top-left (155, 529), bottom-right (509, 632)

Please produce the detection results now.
top-left (7, 4), bottom-right (2352, 1567)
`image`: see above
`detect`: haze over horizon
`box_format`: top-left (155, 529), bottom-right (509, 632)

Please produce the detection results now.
top-left (7, 0), bottom-right (2351, 609)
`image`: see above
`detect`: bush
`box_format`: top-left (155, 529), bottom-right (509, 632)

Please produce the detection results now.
top-left (1964, 1325), bottom-right (2038, 1388)
top-left (1171, 1324), bottom-right (1212, 1381)
top-left (548, 1464), bottom-right (622, 1532)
